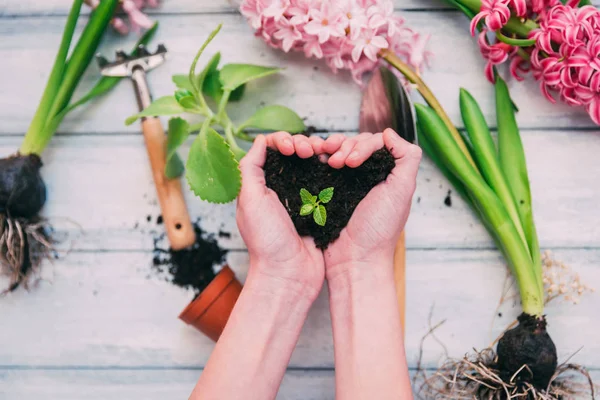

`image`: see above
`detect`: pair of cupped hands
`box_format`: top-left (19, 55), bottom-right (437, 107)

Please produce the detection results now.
top-left (236, 129), bottom-right (422, 299)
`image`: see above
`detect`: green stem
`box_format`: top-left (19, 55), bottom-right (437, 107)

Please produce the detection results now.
top-left (216, 89), bottom-right (231, 122)
top-left (496, 31), bottom-right (536, 47)
top-left (21, 0), bottom-right (84, 155)
top-left (504, 17), bottom-right (538, 38)
top-left (234, 129), bottom-right (254, 142)
top-left (381, 50), bottom-right (479, 170)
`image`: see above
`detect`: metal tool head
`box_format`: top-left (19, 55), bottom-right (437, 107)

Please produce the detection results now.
top-left (359, 66), bottom-right (417, 144)
top-left (97, 44), bottom-right (167, 77)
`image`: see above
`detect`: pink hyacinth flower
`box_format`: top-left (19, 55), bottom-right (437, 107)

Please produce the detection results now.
top-left (304, 3), bottom-right (347, 43)
top-left (273, 18), bottom-right (303, 52)
top-left (477, 31), bottom-right (515, 81)
top-left (352, 28), bottom-right (389, 62)
top-left (470, 0), bottom-right (511, 35)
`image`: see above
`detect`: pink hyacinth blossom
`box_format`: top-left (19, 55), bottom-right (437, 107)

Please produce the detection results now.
top-left (273, 18), bottom-right (303, 52)
top-left (239, 0), bottom-right (430, 85)
top-left (263, 0), bottom-right (290, 21)
top-left (304, 3), bottom-right (347, 43)
top-left (477, 31), bottom-right (515, 81)
top-left (466, 0), bottom-right (600, 124)
top-left (352, 29), bottom-right (389, 62)
top-left (470, 0), bottom-right (511, 35)
top-left (85, 0), bottom-right (159, 34)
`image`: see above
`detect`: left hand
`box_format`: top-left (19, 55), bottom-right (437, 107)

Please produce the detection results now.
top-left (236, 132), bottom-right (326, 299)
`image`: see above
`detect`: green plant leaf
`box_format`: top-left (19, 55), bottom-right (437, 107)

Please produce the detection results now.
top-left (186, 127), bottom-right (241, 203)
top-left (203, 69), bottom-right (246, 103)
top-left (164, 117), bottom-right (191, 178)
top-left (219, 64), bottom-right (282, 91)
top-left (196, 52), bottom-right (221, 96)
top-left (300, 188), bottom-right (314, 205)
top-left (318, 187), bottom-right (334, 203)
top-left (241, 105), bottom-right (305, 133)
top-left (203, 69), bottom-right (223, 103)
top-left (125, 96), bottom-right (184, 125)
top-left (172, 75), bottom-right (194, 92)
top-left (313, 205), bottom-right (327, 226)
top-left (165, 153), bottom-right (185, 179)
top-left (174, 89), bottom-right (198, 110)
top-left (300, 204), bottom-right (314, 216)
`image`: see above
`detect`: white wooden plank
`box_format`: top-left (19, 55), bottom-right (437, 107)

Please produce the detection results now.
top-left (1, 13), bottom-right (598, 135)
top-left (0, 0), bottom-right (453, 17)
top-left (3, 368), bottom-right (595, 400)
top-left (1, 249), bottom-right (598, 369)
top-left (0, 130), bottom-right (596, 252)
top-left (0, 369), bottom-right (336, 400)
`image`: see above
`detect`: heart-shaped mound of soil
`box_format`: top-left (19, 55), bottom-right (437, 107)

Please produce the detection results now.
top-left (264, 148), bottom-right (395, 249)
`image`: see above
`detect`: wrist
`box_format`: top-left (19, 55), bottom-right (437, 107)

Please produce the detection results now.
top-left (246, 260), bottom-right (323, 304)
top-left (326, 258), bottom-right (395, 301)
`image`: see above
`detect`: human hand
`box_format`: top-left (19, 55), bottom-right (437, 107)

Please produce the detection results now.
top-left (322, 129), bottom-right (422, 282)
top-left (236, 132), bottom-right (326, 299)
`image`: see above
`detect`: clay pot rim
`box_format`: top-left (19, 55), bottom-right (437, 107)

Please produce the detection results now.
top-left (179, 265), bottom-right (235, 323)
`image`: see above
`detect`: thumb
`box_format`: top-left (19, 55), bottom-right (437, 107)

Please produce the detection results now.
top-left (239, 134), bottom-right (268, 201)
top-left (383, 128), bottom-right (422, 201)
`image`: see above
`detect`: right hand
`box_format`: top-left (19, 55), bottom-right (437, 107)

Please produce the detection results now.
top-left (322, 129), bottom-right (422, 281)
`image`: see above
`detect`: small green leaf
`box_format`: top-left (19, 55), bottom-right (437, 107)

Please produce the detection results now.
top-left (219, 64), bottom-right (282, 91)
top-left (164, 117), bottom-right (191, 178)
top-left (242, 105), bottom-right (306, 133)
top-left (196, 52), bottom-right (221, 95)
top-left (165, 152), bottom-right (185, 179)
top-left (318, 187), bottom-right (334, 203)
top-left (186, 127), bottom-right (242, 203)
top-left (172, 75), bottom-right (194, 92)
top-left (230, 83), bottom-right (246, 101)
top-left (300, 204), bottom-right (314, 216)
top-left (203, 69), bottom-right (223, 103)
top-left (203, 69), bottom-right (247, 104)
top-left (300, 188), bottom-right (314, 205)
top-left (313, 205), bottom-right (327, 226)
top-left (174, 89), bottom-right (198, 110)
top-left (125, 96), bottom-right (184, 125)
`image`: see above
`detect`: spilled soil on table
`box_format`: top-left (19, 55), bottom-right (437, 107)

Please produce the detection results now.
top-left (152, 221), bottom-right (227, 293)
top-left (264, 148), bottom-right (395, 248)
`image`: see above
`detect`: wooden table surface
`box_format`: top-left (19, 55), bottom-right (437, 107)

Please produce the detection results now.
top-left (1, 1), bottom-right (599, 398)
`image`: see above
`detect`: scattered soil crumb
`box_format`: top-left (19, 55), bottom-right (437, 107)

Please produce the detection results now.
top-left (444, 190), bottom-right (452, 207)
top-left (156, 215), bottom-right (163, 225)
top-left (152, 220), bottom-right (227, 293)
top-left (146, 215), bottom-right (151, 222)
top-left (218, 230), bottom-right (231, 239)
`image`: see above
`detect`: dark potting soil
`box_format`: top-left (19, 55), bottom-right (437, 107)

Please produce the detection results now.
top-left (496, 313), bottom-right (558, 389)
top-left (0, 154), bottom-right (46, 218)
top-left (264, 148), bottom-right (395, 249)
top-left (152, 222), bottom-right (227, 293)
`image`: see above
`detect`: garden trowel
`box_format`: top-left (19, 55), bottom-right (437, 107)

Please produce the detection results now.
top-left (359, 66), bottom-right (416, 337)
top-left (98, 44), bottom-right (196, 250)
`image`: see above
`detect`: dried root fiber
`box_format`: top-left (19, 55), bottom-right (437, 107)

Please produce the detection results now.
top-left (0, 214), bottom-right (53, 294)
top-left (416, 348), bottom-right (596, 400)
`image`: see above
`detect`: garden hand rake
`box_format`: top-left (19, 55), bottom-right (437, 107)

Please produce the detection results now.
top-left (98, 44), bottom-right (196, 250)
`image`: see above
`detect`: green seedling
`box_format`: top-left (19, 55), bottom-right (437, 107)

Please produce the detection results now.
top-left (299, 187), bottom-right (334, 227)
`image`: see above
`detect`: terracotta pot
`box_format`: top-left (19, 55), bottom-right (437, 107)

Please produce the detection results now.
top-left (179, 265), bottom-right (242, 341)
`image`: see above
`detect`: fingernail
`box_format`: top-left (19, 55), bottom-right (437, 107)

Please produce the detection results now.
top-left (348, 151), bottom-right (359, 160)
top-left (284, 138), bottom-right (293, 147)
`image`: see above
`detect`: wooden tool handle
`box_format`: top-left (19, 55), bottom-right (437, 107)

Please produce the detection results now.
top-left (393, 230), bottom-right (406, 338)
top-left (142, 117), bottom-right (196, 250)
